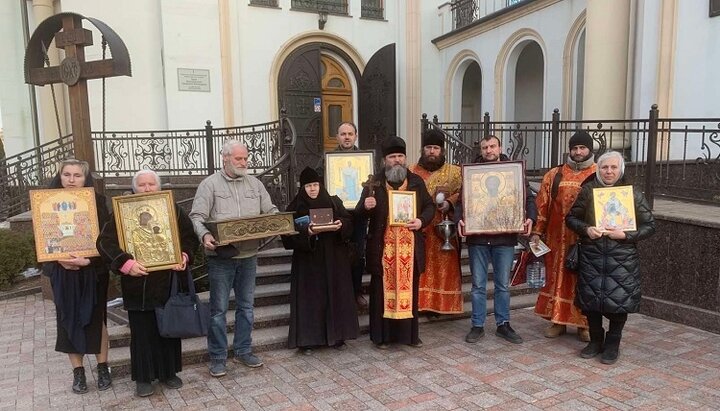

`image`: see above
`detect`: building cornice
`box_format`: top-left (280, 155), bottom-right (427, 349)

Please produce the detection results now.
top-left (432, 0), bottom-right (562, 50)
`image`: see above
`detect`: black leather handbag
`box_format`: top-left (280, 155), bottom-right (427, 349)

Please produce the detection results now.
top-left (155, 269), bottom-right (210, 339)
top-left (565, 243), bottom-right (580, 271)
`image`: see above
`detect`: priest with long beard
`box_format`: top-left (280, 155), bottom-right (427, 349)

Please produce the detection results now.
top-left (356, 136), bottom-right (435, 348)
top-left (410, 129), bottom-right (463, 315)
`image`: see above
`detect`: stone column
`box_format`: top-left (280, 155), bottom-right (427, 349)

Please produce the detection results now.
top-left (405, 0), bottom-right (421, 163)
top-left (582, 0), bottom-right (630, 148)
top-left (32, 0), bottom-right (67, 143)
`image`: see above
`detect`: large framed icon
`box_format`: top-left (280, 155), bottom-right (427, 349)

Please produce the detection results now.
top-left (111, 191), bottom-right (182, 272)
top-left (30, 187), bottom-right (101, 262)
top-left (461, 161), bottom-right (526, 235)
top-left (592, 186), bottom-right (637, 231)
top-left (324, 150), bottom-right (375, 209)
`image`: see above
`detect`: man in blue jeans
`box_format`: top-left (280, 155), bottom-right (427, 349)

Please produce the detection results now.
top-left (457, 135), bottom-right (536, 344)
top-left (190, 140), bottom-right (278, 377)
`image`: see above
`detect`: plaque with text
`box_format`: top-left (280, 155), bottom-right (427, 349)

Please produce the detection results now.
top-left (177, 68), bottom-right (210, 92)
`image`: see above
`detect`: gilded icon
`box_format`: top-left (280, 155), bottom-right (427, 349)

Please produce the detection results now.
top-left (462, 161), bottom-right (526, 234)
top-left (592, 186), bottom-right (637, 231)
top-left (325, 150), bottom-right (375, 209)
top-left (112, 191), bottom-right (182, 272)
top-left (30, 187), bottom-right (101, 262)
top-left (388, 190), bottom-right (416, 226)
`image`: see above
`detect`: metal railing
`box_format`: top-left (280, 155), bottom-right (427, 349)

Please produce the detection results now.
top-left (424, 105), bottom-right (720, 207)
top-left (451, 0), bottom-right (533, 30)
top-left (249, 0), bottom-right (279, 7)
top-left (0, 134), bottom-right (75, 219)
top-left (421, 113), bottom-right (476, 166)
top-left (1, 112), bottom-right (296, 221)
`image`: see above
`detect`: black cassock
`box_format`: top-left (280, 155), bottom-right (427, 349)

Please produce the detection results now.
top-left (355, 171), bottom-right (435, 345)
top-left (282, 194), bottom-right (359, 349)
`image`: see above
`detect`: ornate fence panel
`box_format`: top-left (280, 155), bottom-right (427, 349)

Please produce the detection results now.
top-left (209, 121), bottom-right (283, 176)
top-left (0, 134), bottom-right (75, 219)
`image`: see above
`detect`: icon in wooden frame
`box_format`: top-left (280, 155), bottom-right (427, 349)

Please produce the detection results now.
top-left (461, 161), bottom-right (526, 235)
top-left (388, 190), bottom-right (416, 226)
top-left (324, 150), bottom-right (375, 209)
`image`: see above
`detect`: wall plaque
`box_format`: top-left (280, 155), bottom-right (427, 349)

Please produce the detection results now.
top-left (177, 68), bottom-right (210, 92)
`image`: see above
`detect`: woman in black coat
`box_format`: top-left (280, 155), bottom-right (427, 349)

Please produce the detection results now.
top-left (282, 167), bottom-right (359, 354)
top-left (566, 151), bottom-right (655, 365)
top-left (43, 159), bottom-right (112, 394)
top-left (97, 169), bottom-right (199, 397)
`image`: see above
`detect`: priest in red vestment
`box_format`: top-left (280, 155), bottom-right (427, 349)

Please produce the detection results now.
top-left (531, 131), bottom-right (597, 342)
top-left (410, 129), bottom-right (463, 314)
top-left (356, 136), bottom-right (435, 348)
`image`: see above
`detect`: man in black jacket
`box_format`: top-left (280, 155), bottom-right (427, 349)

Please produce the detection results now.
top-left (458, 135), bottom-right (537, 345)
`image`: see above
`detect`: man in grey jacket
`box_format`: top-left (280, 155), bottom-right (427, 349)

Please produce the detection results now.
top-left (190, 140), bottom-right (278, 377)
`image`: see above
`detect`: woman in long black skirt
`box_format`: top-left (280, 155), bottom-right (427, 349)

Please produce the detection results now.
top-left (97, 169), bottom-right (198, 397)
top-left (43, 159), bottom-right (112, 394)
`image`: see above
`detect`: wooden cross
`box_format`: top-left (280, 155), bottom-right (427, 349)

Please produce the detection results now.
top-left (362, 174), bottom-right (382, 197)
top-left (25, 12), bottom-right (131, 171)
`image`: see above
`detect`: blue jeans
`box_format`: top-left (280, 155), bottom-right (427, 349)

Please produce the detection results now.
top-left (207, 256), bottom-right (257, 361)
top-left (468, 245), bottom-right (514, 327)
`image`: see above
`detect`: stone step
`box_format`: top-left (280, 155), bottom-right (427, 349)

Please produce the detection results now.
top-left (107, 278), bottom-right (535, 347)
top-left (106, 292), bottom-right (538, 377)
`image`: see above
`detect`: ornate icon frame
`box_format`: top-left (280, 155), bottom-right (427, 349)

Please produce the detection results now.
top-left (324, 150), bottom-right (375, 209)
top-left (30, 187), bottom-right (101, 262)
top-left (461, 161), bottom-right (527, 235)
top-left (111, 190), bottom-right (182, 272)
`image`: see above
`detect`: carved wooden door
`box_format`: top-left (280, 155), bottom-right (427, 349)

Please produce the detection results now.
top-left (359, 43), bottom-right (396, 168)
top-left (278, 45), bottom-right (323, 174)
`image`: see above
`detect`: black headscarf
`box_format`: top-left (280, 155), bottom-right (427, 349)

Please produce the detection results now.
top-left (286, 167), bottom-right (335, 218)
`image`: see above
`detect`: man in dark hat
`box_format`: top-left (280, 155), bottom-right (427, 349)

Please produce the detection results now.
top-left (356, 136), bottom-right (435, 348)
top-left (530, 130), bottom-right (597, 342)
top-left (410, 129), bottom-right (463, 315)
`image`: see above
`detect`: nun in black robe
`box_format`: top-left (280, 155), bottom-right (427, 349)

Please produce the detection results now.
top-left (282, 167), bottom-right (359, 352)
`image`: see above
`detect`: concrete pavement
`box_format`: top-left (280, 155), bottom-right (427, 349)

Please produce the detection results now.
top-left (1, 294), bottom-right (718, 410)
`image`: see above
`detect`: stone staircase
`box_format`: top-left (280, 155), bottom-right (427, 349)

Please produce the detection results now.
top-left (106, 246), bottom-right (538, 376)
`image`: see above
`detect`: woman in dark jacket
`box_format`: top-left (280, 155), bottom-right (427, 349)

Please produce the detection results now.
top-left (43, 159), bottom-right (112, 394)
top-left (97, 169), bottom-right (199, 397)
top-left (281, 167), bottom-right (359, 354)
top-left (566, 151), bottom-right (655, 364)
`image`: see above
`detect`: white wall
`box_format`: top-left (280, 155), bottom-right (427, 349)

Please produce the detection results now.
top-left (0, 1), bottom-right (34, 156)
top-left (434, 0), bottom-right (586, 122)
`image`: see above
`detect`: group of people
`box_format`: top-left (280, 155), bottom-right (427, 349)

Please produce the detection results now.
top-left (43, 125), bottom-right (654, 398)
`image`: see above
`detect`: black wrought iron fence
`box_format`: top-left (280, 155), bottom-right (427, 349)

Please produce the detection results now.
top-left (92, 119), bottom-right (284, 177)
top-left (291, 0), bottom-right (348, 14)
top-left (451, 0), bottom-right (533, 30)
top-left (424, 105), bottom-right (720, 207)
top-left (0, 134), bottom-right (74, 219)
top-left (421, 114), bottom-right (476, 166)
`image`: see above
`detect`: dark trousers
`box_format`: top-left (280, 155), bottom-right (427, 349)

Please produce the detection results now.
top-left (585, 311), bottom-right (628, 335)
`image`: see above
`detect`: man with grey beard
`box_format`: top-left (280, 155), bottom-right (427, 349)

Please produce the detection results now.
top-left (356, 136), bottom-right (434, 348)
top-left (190, 140), bottom-right (278, 378)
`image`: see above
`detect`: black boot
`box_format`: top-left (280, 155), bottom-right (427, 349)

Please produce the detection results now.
top-left (72, 367), bottom-right (88, 394)
top-left (97, 362), bottom-right (112, 391)
top-left (601, 332), bottom-right (621, 364)
top-left (580, 328), bottom-right (604, 359)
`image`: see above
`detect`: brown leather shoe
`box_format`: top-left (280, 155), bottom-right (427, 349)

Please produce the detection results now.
top-left (577, 328), bottom-right (591, 342)
top-left (544, 323), bottom-right (567, 338)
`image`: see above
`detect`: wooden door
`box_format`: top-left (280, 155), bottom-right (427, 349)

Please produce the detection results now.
top-left (320, 55), bottom-right (353, 152)
top-left (359, 43), bottom-right (396, 168)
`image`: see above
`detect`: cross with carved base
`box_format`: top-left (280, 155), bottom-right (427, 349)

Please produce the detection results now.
top-left (25, 12), bottom-right (131, 171)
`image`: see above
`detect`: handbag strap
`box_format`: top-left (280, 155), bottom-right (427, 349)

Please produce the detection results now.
top-left (169, 269), bottom-right (197, 297)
